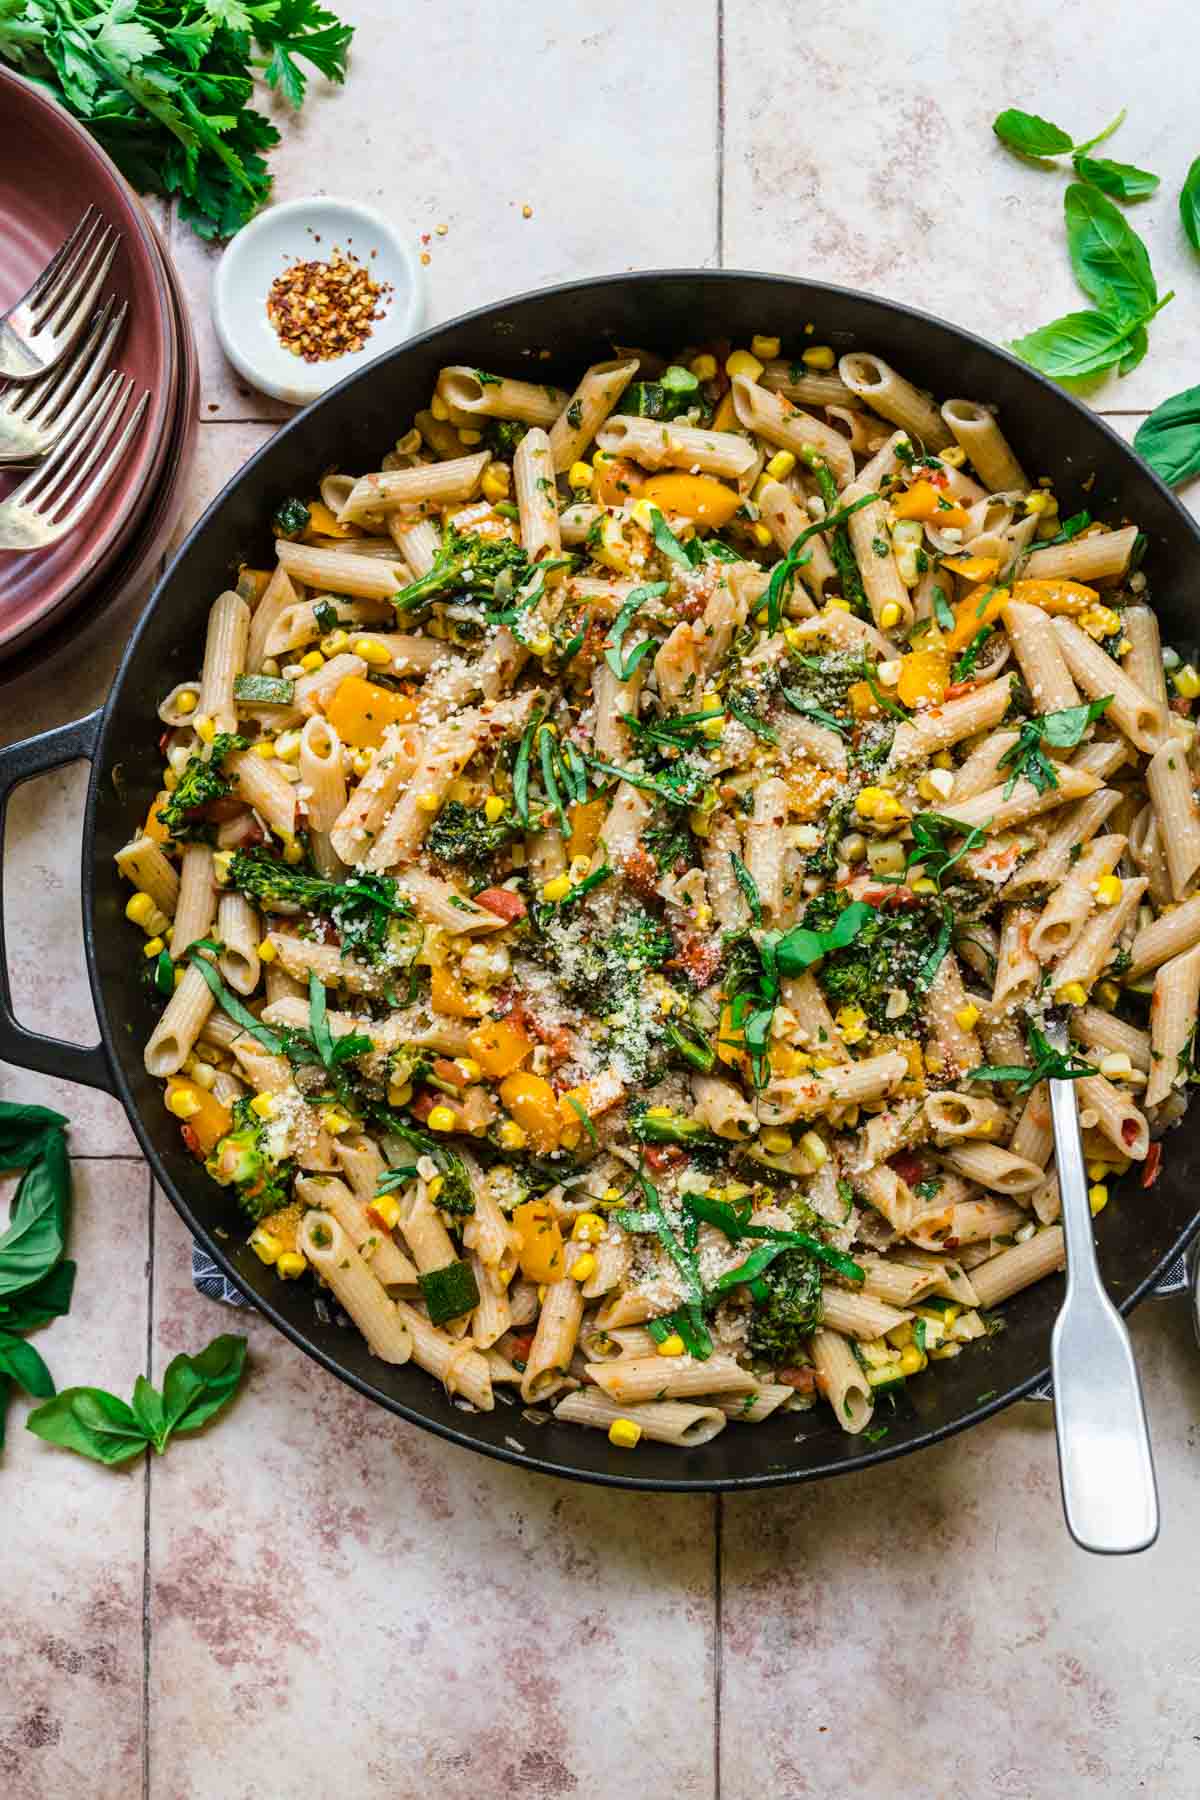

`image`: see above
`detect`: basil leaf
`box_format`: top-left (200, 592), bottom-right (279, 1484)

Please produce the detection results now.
top-left (0, 1331), bottom-right (56, 1399)
top-left (775, 900), bottom-right (875, 976)
top-left (1009, 309), bottom-right (1143, 380)
top-left (27, 1387), bottom-right (150, 1465)
top-left (779, 691), bottom-right (850, 737)
top-left (132, 1373), bottom-right (167, 1445)
top-left (1134, 385), bottom-right (1200, 486)
top-left (649, 508), bottom-right (691, 567)
top-left (1072, 155), bottom-right (1159, 203)
top-left (186, 946), bottom-right (286, 1056)
top-left (730, 853), bottom-right (762, 926)
top-left (161, 1335), bottom-right (248, 1436)
top-left (0, 1129), bottom-right (70, 1298)
top-left (1041, 696), bottom-right (1112, 747)
top-left (0, 1260), bottom-right (76, 1332)
top-left (1117, 324), bottom-right (1149, 379)
top-left (1180, 155), bottom-right (1200, 254)
top-left (603, 582), bottom-right (667, 682)
top-left (1063, 183), bottom-right (1157, 325)
top-left (0, 1102), bottom-right (66, 1166)
top-left (992, 108), bottom-right (1073, 159)
top-left (932, 585), bottom-right (955, 633)
top-left (512, 707), bottom-right (542, 827)
top-left (709, 1241), bottom-right (789, 1296)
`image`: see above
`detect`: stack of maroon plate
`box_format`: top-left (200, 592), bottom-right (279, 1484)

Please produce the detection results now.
top-left (0, 68), bottom-right (198, 665)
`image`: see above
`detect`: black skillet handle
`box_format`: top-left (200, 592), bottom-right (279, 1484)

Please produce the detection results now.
top-left (0, 711), bottom-right (115, 1094)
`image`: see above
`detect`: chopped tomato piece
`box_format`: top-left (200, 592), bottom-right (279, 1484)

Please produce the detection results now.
top-left (889, 1151), bottom-right (925, 1186)
top-left (475, 886), bottom-right (526, 921)
top-left (1141, 1143), bottom-right (1162, 1189)
top-left (776, 1366), bottom-right (817, 1394)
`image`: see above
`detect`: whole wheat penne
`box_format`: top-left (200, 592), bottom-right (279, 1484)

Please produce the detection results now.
top-left (1002, 600), bottom-right (1079, 715)
top-left (1027, 525), bottom-right (1138, 584)
top-left (940, 399), bottom-right (1028, 492)
top-left (339, 454), bottom-right (491, 525)
top-left (595, 413), bottom-right (756, 479)
top-left (1076, 1074), bottom-right (1148, 1160)
top-left (889, 680), bottom-right (1011, 766)
top-left (838, 352), bottom-right (952, 449)
top-left (555, 1392), bottom-right (727, 1446)
top-left (809, 1329), bottom-right (874, 1434)
top-left (1051, 875), bottom-right (1147, 996)
top-left (437, 367), bottom-right (568, 425)
top-left (844, 487), bottom-right (912, 633)
top-left (969, 1227), bottom-right (1065, 1307)
top-left (114, 836), bottom-right (179, 917)
top-left (548, 358), bottom-right (638, 469)
top-left (1146, 738), bottom-right (1200, 899)
top-left (937, 1142), bottom-right (1044, 1195)
top-left (730, 374), bottom-right (855, 487)
top-left (1146, 943), bottom-right (1200, 1108)
top-left (1052, 617), bottom-right (1165, 754)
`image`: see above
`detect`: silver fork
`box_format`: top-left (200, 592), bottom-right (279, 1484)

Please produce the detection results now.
top-left (0, 299), bottom-right (127, 466)
top-left (1045, 1010), bottom-right (1159, 1553)
top-left (0, 207), bottom-right (121, 382)
top-left (0, 373), bottom-right (149, 551)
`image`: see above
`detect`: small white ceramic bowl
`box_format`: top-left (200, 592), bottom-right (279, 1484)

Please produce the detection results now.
top-left (213, 197), bottom-right (423, 406)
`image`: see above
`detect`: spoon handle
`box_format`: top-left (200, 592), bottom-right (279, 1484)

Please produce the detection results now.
top-left (1048, 1059), bottom-right (1158, 1554)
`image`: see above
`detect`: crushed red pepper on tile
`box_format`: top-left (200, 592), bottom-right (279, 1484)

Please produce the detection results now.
top-left (265, 247), bottom-right (390, 364)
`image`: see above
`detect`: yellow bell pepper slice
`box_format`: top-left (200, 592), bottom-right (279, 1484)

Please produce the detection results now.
top-left (947, 584), bottom-right (1010, 653)
top-left (640, 472), bottom-right (742, 527)
top-left (941, 554), bottom-right (999, 582)
top-left (499, 1072), bottom-right (562, 1153)
top-left (325, 676), bottom-right (416, 749)
top-left (466, 1017), bottom-right (532, 1079)
top-left (512, 1200), bottom-right (566, 1282)
top-left (896, 648), bottom-right (951, 708)
top-left (166, 1080), bottom-right (233, 1156)
top-left (303, 498), bottom-right (361, 539)
top-left (892, 481), bottom-right (970, 531)
top-left (1008, 577), bottom-right (1098, 616)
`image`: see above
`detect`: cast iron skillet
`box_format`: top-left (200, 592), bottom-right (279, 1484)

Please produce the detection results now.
top-left (2, 271), bottom-right (1198, 1491)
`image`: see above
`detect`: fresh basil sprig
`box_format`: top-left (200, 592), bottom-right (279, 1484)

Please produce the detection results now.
top-left (1134, 386), bottom-right (1200, 487)
top-left (992, 106), bottom-right (1125, 162)
top-left (1010, 184), bottom-right (1172, 381)
top-left (604, 580), bottom-right (669, 681)
top-left (730, 852), bottom-right (762, 926)
top-left (0, 1103), bottom-right (76, 1447)
top-left (26, 1335), bottom-right (248, 1465)
top-left (997, 697), bottom-right (1112, 798)
top-left (972, 1020), bottom-right (1096, 1097)
top-left (1180, 156), bottom-right (1200, 255)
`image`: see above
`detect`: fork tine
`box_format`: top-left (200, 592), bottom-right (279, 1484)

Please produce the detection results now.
top-left (34, 210), bottom-right (104, 323)
top-left (44, 226), bottom-right (119, 341)
top-left (32, 376), bottom-right (133, 522)
top-left (23, 206), bottom-right (97, 313)
top-left (6, 299), bottom-right (120, 429)
top-left (8, 371), bottom-right (124, 507)
top-left (53, 389), bottom-right (148, 534)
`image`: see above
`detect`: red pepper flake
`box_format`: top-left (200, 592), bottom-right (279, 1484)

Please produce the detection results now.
top-left (265, 246), bottom-right (392, 364)
top-left (1141, 1142), bottom-right (1162, 1188)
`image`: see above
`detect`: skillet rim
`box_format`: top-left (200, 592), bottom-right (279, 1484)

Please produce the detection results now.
top-left (77, 266), bottom-right (1200, 1491)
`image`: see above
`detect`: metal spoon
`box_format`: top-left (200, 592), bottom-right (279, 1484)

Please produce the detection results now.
top-left (1045, 1011), bottom-right (1159, 1553)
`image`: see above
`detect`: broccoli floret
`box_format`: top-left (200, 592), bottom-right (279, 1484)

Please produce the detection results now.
top-left (206, 1098), bottom-right (294, 1222)
top-left (802, 892), bottom-right (942, 1028)
top-left (369, 1111), bottom-right (475, 1216)
top-left (426, 799), bottom-right (519, 874)
top-left (157, 734), bottom-right (248, 842)
top-left (272, 497), bottom-right (311, 540)
top-left (746, 1247), bottom-right (824, 1366)
top-left (392, 526), bottom-right (533, 614)
top-left (485, 418), bottom-right (529, 458)
top-left (623, 369), bottom-right (703, 422)
top-left (225, 851), bottom-right (412, 964)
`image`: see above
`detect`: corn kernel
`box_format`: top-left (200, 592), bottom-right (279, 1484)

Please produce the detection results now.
top-left (751, 522), bottom-right (773, 547)
top-left (299, 650), bottom-right (325, 672)
top-left (1172, 663), bottom-right (1200, 700)
top-left (1023, 489), bottom-right (1056, 517)
top-left (322, 628), bottom-right (350, 655)
top-left (879, 600), bottom-right (902, 631)
top-left (498, 1119), bottom-right (527, 1150)
top-left (430, 392), bottom-right (450, 421)
top-left (542, 874), bottom-right (572, 902)
top-left (764, 449), bottom-right (796, 482)
top-left (249, 1093), bottom-right (277, 1120)
top-left (955, 1004), bottom-right (980, 1032)
top-left (252, 738), bottom-right (277, 759)
top-left (855, 785), bottom-right (887, 818)
top-left (387, 1080), bottom-right (413, 1108)
top-left (608, 1418), bottom-right (643, 1449)
top-left (825, 596), bottom-right (851, 612)
top-left (689, 353), bottom-right (717, 380)
top-left (898, 1346), bottom-right (928, 1376)
top-left (210, 850), bottom-right (233, 887)
top-left (276, 1252), bottom-right (306, 1280)
top-left (571, 1252), bottom-right (597, 1283)
top-left (656, 1333), bottom-right (686, 1358)
top-left (798, 1130), bottom-right (828, 1167)
top-left (801, 345), bottom-right (836, 370)
top-left (836, 1005), bottom-right (868, 1045)
top-left (371, 1193), bottom-right (402, 1229)
top-left (426, 1105), bottom-right (457, 1133)
top-left (761, 1129), bottom-right (793, 1155)
top-left (143, 936), bottom-right (165, 958)
top-left (125, 891), bottom-right (160, 930)
top-left (483, 794), bottom-right (507, 823)
top-left (422, 1175), bottom-right (445, 1206)
top-left (725, 349), bottom-right (764, 381)
top-left (1089, 1183), bottom-right (1109, 1215)
top-left (458, 427), bottom-right (483, 445)
top-left (282, 838), bottom-right (304, 865)
top-left (1087, 1162), bottom-right (1110, 1182)
top-left (275, 730), bottom-right (302, 763)
top-left (1100, 1051), bottom-right (1133, 1080)
top-left (749, 335), bottom-right (779, 362)
top-left (166, 1087), bottom-right (200, 1120)
top-left (175, 689), bottom-right (198, 716)
top-left (568, 461), bottom-right (594, 491)
top-left (194, 713), bottom-right (216, 744)
top-left (190, 1061), bottom-right (216, 1091)
top-left (1093, 873), bottom-right (1123, 907)
top-left (351, 747), bottom-right (374, 778)
top-left (254, 938), bottom-right (277, 968)
top-left (249, 1228), bottom-right (282, 1265)
top-left (321, 1108), bottom-right (352, 1135)
top-left (873, 791), bottom-right (903, 822)
top-left (1095, 979), bottom-right (1120, 1009)
top-left (1079, 604), bottom-right (1120, 641)
top-left (350, 637), bottom-right (390, 668)
top-left (1056, 981), bottom-right (1088, 1007)
top-left (417, 792), bottom-right (441, 813)
top-left (910, 876), bottom-right (938, 896)
top-left (481, 464), bottom-right (511, 504)
top-left (918, 767), bottom-right (955, 802)
top-left (940, 445), bottom-right (966, 468)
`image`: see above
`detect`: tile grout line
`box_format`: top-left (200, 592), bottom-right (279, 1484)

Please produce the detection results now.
top-left (141, 1162), bottom-right (155, 1800)
top-left (713, 1493), bottom-right (722, 1800)
top-left (714, 0), bottom-right (725, 268)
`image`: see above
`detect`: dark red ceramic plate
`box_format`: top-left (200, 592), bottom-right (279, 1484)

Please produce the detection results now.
top-left (0, 68), bottom-right (177, 657)
top-left (0, 209), bottom-right (200, 684)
